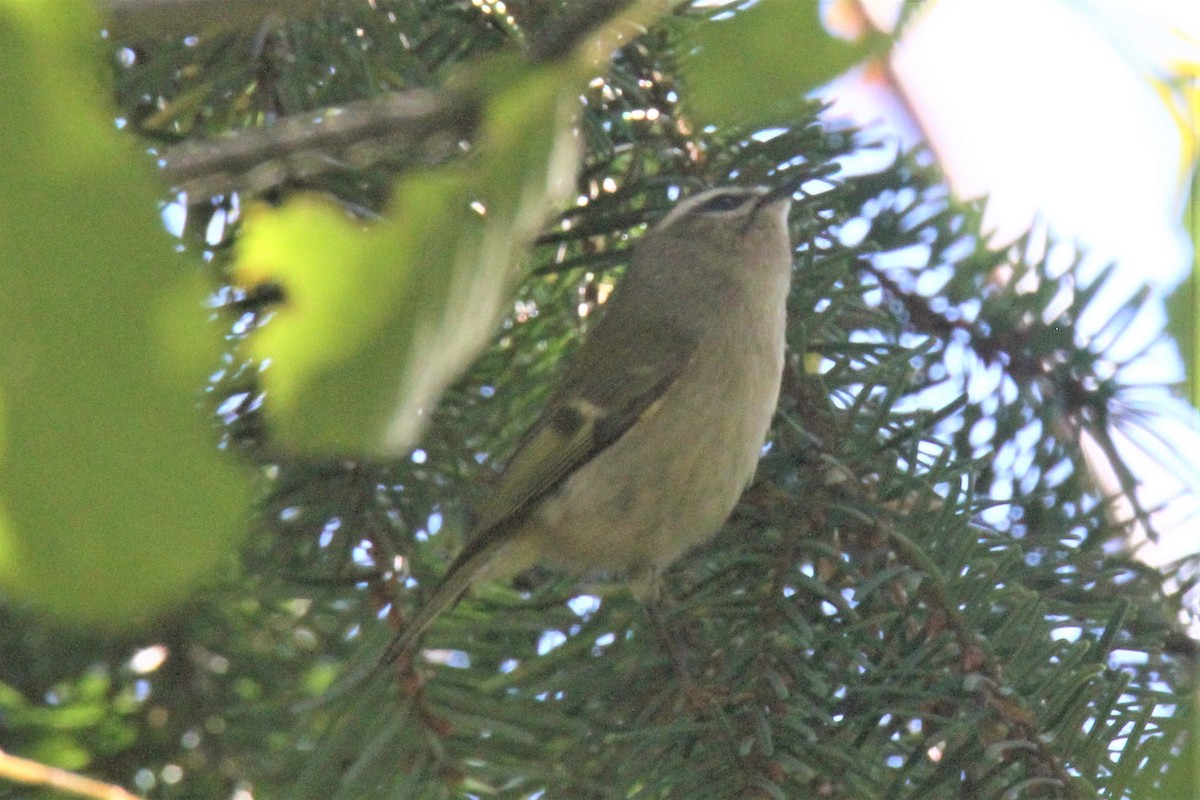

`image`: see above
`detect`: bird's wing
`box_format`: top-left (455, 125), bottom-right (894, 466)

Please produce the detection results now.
top-left (474, 224), bottom-right (720, 541)
top-left (455, 303), bottom-right (706, 558)
top-left (381, 320), bottom-right (701, 665)
top-left (472, 326), bottom-right (698, 535)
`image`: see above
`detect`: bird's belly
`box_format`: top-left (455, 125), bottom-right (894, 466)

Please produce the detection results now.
top-left (529, 340), bottom-right (781, 576)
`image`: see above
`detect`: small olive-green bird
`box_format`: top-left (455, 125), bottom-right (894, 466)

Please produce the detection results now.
top-left (386, 184), bottom-right (794, 662)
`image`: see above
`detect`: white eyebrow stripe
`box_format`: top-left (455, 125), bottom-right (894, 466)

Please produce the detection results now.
top-left (657, 186), bottom-right (768, 227)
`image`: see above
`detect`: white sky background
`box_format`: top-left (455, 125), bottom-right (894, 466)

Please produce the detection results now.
top-left (819, 0), bottom-right (1200, 566)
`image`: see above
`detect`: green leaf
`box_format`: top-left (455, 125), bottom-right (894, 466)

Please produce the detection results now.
top-left (1165, 270), bottom-right (1195, 405)
top-left (0, 2), bottom-right (248, 625)
top-left (1139, 688), bottom-right (1197, 799)
top-left (677, 0), bottom-right (885, 127)
top-left (1167, 162), bottom-right (1200, 406)
top-left (234, 52), bottom-right (581, 455)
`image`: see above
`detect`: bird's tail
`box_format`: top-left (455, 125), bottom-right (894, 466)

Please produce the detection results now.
top-left (381, 524), bottom-right (529, 665)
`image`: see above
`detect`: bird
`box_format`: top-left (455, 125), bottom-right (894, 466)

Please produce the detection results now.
top-left (385, 183), bottom-right (795, 663)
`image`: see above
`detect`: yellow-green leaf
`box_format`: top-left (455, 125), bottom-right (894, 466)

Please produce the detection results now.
top-left (235, 52), bottom-right (581, 455)
top-left (0, 1), bottom-right (248, 624)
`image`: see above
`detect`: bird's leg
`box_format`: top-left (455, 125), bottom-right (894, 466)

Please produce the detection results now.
top-left (634, 569), bottom-right (727, 710)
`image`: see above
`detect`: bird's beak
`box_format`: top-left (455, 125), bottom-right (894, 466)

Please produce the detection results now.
top-left (745, 177), bottom-right (801, 231)
top-left (756, 172), bottom-right (807, 210)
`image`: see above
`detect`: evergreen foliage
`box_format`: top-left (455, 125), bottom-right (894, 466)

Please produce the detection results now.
top-left (1, 2), bottom-right (1193, 799)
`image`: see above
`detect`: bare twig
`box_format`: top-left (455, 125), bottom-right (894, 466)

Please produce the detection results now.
top-left (158, 87), bottom-right (480, 202)
top-left (0, 748), bottom-right (146, 800)
top-left (142, 0), bottom-right (660, 202)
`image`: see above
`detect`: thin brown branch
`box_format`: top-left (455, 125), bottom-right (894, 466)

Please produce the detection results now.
top-left (145, 0), bottom-right (666, 202)
top-left (157, 87), bottom-right (480, 202)
top-left (0, 748), bottom-right (146, 800)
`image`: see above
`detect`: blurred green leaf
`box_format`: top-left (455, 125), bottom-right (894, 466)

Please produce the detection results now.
top-left (677, 0), bottom-right (885, 127)
top-left (1165, 270), bottom-right (1195, 405)
top-left (0, 2), bottom-right (248, 624)
top-left (1143, 689), bottom-right (1197, 799)
top-left (1167, 162), bottom-right (1200, 405)
top-left (24, 735), bottom-right (93, 772)
top-left (234, 52), bottom-right (581, 456)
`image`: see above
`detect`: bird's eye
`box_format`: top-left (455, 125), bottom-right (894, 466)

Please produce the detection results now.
top-left (697, 193), bottom-right (749, 213)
